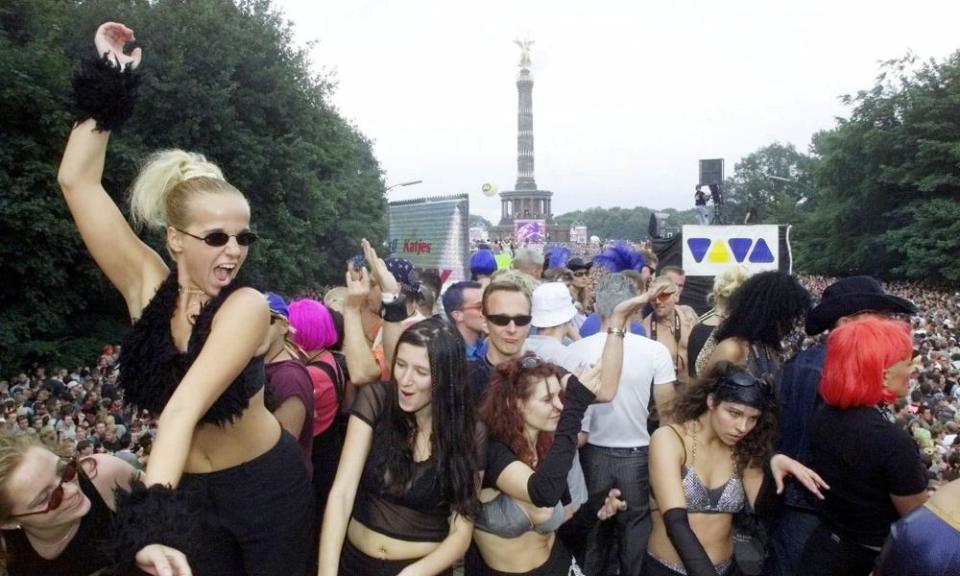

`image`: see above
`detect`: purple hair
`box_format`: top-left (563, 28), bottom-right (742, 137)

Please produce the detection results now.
top-left (288, 298), bottom-right (337, 351)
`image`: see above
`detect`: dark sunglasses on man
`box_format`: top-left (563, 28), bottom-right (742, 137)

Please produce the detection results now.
top-left (486, 314), bottom-right (533, 327)
top-left (10, 458), bottom-right (79, 518)
top-left (571, 270), bottom-right (590, 278)
top-left (175, 228), bottom-right (259, 247)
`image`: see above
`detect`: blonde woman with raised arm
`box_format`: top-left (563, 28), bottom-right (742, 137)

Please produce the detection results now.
top-left (58, 22), bottom-right (312, 575)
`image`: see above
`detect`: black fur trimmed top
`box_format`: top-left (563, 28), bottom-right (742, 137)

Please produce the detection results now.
top-left (118, 267), bottom-right (265, 426)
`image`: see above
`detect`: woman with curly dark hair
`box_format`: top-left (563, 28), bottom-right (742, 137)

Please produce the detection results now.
top-left (473, 355), bottom-right (626, 575)
top-left (705, 271), bottom-right (811, 380)
top-left (318, 310), bottom-right (484, 575)
top-left (645, 362), bottom-right (827, 576)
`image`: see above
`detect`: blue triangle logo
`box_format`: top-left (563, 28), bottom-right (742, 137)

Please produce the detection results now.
top-left (687, 238), bottom-right (711, 263)
top-left (728, 238), bottom-right (752, 263)
top-left (748, 239), bottom-right (775, 263)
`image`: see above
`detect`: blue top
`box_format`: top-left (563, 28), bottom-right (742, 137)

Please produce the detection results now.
top-left (578, 313), bottom-right (646, 338)
top-left (874, 502), bottom-right (960, 576)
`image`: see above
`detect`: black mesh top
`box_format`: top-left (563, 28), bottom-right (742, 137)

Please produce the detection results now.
top-left (350, 380), bottom-right (485, 542)
top-left (118, 268), bottom-right (264, 426)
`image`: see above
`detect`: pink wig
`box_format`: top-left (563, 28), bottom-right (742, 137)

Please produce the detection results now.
top-left (288, 298), bottom-right (337, 351)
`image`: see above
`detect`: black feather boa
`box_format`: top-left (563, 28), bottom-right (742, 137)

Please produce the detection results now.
top-left (72, 52), bottom-right (142, 132)
top-left (101, 480), bottom-right (201, 575)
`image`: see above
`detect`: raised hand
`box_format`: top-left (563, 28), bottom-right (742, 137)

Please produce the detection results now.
top-left (344, 263), bottom-right (371, 311)
top-left (360, 238), bottom-right (400, 296)
top-left (94, 22), bottom-right (142, 69)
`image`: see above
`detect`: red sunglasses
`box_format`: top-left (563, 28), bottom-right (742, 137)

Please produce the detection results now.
top-left (10, 459), bottom-right (78, 518)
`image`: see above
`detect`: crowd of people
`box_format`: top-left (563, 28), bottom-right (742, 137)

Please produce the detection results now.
top-left (2, 19), bottom-right (959, 576)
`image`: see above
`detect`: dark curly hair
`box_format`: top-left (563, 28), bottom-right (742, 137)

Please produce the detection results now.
top-left (479, 356), bottom-right (568, 468)
top-left (665, 361), bottom-right (778, 473)
top-left (377, 318), bottom-right (479, 518)
top-left (714, 271), bottom-right (811, 351)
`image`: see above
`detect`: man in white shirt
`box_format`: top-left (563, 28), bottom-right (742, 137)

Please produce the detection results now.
top-left (567, 273), bottom-right (676, 576)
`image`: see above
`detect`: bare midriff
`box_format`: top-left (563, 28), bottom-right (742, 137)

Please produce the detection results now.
top-left (647, 497), bottom-right (735, 568)
top-left (184, 389), bottom-right (282, 473)
top-left (474, 529), bottom-right (555, 573)
top-left (346, 519), bottom-right (441, 560)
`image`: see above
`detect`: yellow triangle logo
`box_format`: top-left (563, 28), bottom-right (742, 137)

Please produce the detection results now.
top-left (707, 240), bottom-right (732, 263)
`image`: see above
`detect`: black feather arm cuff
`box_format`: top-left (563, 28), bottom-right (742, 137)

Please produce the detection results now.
top-left (101, 480), bottom-right (201, 574)
top-left (71, 52), bottom-right (142, 132)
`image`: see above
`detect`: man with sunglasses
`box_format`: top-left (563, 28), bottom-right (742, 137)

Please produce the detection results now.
top-left (442, 281), bottom-right (486, 360)
top-left (467, 273), bottom-right (535, 403)
top-left (768, 276), bottom-right (918, 576)
top-left (642, 276), bottom-right (696, 387)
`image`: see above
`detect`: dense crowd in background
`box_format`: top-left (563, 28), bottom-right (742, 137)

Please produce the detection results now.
top-left (4, 270), bottom-right (957, 488)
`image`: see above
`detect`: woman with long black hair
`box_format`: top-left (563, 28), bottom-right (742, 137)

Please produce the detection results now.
top-left (58, 22), bottom-right (313, 574)
top-left (318, 242), bottom-right (484, 576)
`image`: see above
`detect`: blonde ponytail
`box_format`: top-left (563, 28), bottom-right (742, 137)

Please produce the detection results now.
top-left (129, 150), bottom-right (239, 230)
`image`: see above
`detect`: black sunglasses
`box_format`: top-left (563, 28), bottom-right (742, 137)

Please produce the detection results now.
top-left (572, 270), bottom-right (590, 278)
top-left (10, 459), bottom-right (78, 518)
top-left (175, 228), bottom-right (258, 247)
top-left (486, 314), bottom-right (533, 327)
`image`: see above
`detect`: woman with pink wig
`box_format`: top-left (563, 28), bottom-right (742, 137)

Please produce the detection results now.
top-left (288, 298), bottom-right (347, 535)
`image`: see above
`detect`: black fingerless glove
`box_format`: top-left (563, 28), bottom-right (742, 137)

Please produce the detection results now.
top-left (662, 507), bottom-right (717, 576)
top-left (101, 480), bottom-right (200, 575)
top-left (526, 376), bottom-right (594, 507)
top-left (72, 52), bottom-right (142, 132)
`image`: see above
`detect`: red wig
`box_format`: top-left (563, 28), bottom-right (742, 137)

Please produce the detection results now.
top-left (819, 318), bottom-right (913, 409)
top-left (479, 357), bottom-right (566, 468)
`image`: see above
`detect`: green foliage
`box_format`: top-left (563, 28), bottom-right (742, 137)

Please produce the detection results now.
top-left (796, 51), bottom-right (960, 280)
top-left (469, 214), bottom-right (493, 229)
top-left (0, 0), bottom-right (384, 374)
top-left (723, 142), bottom-right (814, 226)
top-left (554, 206), bottom-right (698, 241)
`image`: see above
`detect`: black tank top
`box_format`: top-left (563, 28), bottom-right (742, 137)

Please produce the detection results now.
top-left (3, 470), bottom-right (113, 576)
top-left (118, 267), bottom-right (265, 425)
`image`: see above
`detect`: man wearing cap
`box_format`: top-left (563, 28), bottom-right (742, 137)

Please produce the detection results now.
top-left (769, 276), bottom-right (917, 576)
top-left (522, 282), bottom-right (581, 367)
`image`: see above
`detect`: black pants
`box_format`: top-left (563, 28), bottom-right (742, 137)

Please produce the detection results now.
top-left (799, 524), bottom-right (879, 576)
top-left (179, 432), bottom-right (314, 576)
top-left (480, 540), bottom-right (580, 575)
top-left (340, 539), bottom-right (453, 576)
top-left (580, 445), bottom-right (651, 576)
top-left (312, 418), bottom-right (344, 535)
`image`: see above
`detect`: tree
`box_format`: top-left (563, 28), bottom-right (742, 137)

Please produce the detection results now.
top-left (0, 0), bottom-right (385, 372)
top-left (797, 51), bottom-right (960, 280)
top-left (723, 142), bottom-right (814, 225)
top-left (554, 206), bottom-right (698, 241)
top-left (469, 214), bottom-right (493, 229)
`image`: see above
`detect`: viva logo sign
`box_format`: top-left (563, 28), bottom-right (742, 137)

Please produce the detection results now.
top-left (686, 237), bottom-right (775, 264)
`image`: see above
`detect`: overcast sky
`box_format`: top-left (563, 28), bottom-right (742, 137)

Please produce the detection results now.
top-left (277, 0), bottom-right (960, 223)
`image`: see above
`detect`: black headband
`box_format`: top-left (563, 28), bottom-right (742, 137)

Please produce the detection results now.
top-left (713, 371), bottom-right (773, 411)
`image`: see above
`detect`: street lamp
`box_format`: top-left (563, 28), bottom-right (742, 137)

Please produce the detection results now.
top-left (385, 180), bottom-right (423, 194)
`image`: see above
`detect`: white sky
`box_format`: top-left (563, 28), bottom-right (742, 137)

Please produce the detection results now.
top-left (277, 0), bottom-right (960, 223)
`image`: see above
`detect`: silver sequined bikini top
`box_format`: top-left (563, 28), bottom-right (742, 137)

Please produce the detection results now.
top-left (681, 466), bottom-right (745, 514)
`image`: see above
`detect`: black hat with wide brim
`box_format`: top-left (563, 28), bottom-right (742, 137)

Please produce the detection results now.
top-left (805, 276), bottom-right (917, 336)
